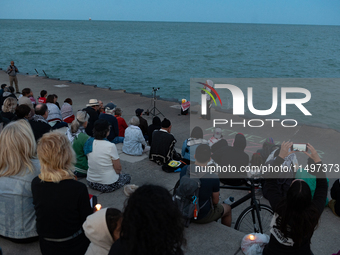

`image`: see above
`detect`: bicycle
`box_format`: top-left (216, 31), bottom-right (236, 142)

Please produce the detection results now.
top-left (220, 178), bottom-right (273, 235)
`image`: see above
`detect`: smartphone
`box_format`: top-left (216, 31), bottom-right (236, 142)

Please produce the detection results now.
top-left (291, 143), bottom-right (308, 152)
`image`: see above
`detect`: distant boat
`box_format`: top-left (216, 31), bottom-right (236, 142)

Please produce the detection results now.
top-left (89, 17), bottom-right (91, 21)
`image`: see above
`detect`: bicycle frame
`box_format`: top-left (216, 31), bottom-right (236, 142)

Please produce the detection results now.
top-left (220, 181), bottom-right (256, 209)
top-left (220, 179), bottom-right (265, 233)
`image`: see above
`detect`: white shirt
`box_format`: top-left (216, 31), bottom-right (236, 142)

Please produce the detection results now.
top-left (87, 140), bottom-right (119, 185)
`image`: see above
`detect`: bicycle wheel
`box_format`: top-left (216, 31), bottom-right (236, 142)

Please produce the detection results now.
top-left (234, 204), bottom-right (273, 235)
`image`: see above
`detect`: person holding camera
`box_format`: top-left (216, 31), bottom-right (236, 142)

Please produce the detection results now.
top-left (6, 61), bottom-right (19, 94)
top-left (263, 142), bottom-right (328, 255)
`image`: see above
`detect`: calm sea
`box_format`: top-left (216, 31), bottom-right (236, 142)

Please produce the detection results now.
top-left (1, 20), bottom-right (340, 129)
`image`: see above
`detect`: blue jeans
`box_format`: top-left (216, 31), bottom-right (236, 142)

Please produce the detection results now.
top-left (112, 136), bottom-right (124, 144)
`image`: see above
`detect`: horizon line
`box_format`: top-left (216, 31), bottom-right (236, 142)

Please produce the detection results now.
top-left (0, 18), bottom-right (339, 27)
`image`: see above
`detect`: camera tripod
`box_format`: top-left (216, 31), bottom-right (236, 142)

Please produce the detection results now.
top-left (149, 87), bottom-right (165, 117)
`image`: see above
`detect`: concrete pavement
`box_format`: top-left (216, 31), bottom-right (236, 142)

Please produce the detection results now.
top-left (1, 71), bottom-right (339, 255)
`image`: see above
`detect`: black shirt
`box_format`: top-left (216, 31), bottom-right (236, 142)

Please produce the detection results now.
top-left (31, 177), bottom-right (93, 238)
top-left (83, 106), bottom-right (99, 137)
top-left (29, 119), bottom-right (51, 141)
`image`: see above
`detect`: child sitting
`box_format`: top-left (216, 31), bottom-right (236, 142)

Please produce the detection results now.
top-left (83, 208), bottom-right (122, 255)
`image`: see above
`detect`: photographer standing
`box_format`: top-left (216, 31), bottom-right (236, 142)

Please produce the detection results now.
top-left (6, 61), bottom-right (19, 94)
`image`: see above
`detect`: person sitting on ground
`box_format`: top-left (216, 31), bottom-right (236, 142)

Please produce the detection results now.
top-left (85, 119), bottom-right (131, 193)
top-left (122, 116), bottom-right (150, 156)
top-left (99, 103), bottom-right (120, 143)
top-left (0, 86), bottom-right (17, 108)
top-left (212, 133), bottom-right (249, 186)
top-left (53, 94), bottom-right (61, 109)
top-left (0, 84), bottom-right (6, 95)
top-left (1, 97), bottom-right (17, 121)
top-left (295, 157), bottom-right (329, 207)
top-left (108, 184), bottom-right (186, 255)
top-left (180, 144), bottom-right (232, 227)
top-left (29, 103), bottom-right (52, 142)
top-left (0, 84), bottom-right (6, 107)
top-left (256, 137), bottom-right (276, 163)
top-left (0, 120), bottom-right (40, 243)
top-left (149, 118), bottom-right (182, 165)
top-left (83, 208), bottom-right (122, 255)
top-left (31, 132), bottom-right (93, 255)
top-left (0, 114), bottom-right (9, 131)
top-left (14, 104), bottom-right (31, 121)
top-left (18, 88), bottom-right (33, 109)
top-left (208, 127), bottom-right (223, 147)
top-left (18, 88), bottom-right (34, 117)
top-left (61, 98), bottom-right (75, 123)
top-left (329, 179), bottom-right (340, 217)
top-left (66, 110), bottom-right (90, 177)
top-left (97, 100), bottom-right (104, 115)
top-left (263, 142), bottom-right (328, 255)
top-left (28, 91), bottom-right (37, 107)
top-left (83, 99), bottom-right (100, 137)
top-left (181, 126), bottom-right (208, 165)
top-left (114, 107), bottom-right (128, 142)
top-left (147, 116), bottom-right (161, 146)
top-left (135, 108), bottom-right (148, 140)
top-left (262, 145), bottom-right (298, 199)
top-left (46, 94), bottom-right (68, 129)
top-left (38, 90), bottom-right (47, 104)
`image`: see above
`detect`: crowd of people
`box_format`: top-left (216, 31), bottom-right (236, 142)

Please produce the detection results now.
top-left (0, 76), bottom-right (339, 255)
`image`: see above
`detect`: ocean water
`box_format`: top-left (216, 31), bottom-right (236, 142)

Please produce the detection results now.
top-left (1, 20), bottom-right (340, 129)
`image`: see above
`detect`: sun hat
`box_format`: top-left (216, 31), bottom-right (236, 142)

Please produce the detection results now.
top-left (86, 99), bottom-right (99, 107)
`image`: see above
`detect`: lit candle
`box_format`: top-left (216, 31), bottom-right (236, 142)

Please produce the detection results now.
top-left (248, 234), bottom-right (255, 241)
top-left (95, 204), bottom-right (102, 211)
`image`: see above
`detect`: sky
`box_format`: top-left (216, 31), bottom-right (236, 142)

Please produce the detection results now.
top-left (1, 0), bottom-right (340, 25)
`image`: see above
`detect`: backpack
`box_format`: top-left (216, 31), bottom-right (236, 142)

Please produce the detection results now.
top-left (172, 167), bottom-right (209, 227)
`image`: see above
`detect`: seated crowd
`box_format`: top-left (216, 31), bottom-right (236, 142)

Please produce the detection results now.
top-left (0, 83), bottom-right (337, 255)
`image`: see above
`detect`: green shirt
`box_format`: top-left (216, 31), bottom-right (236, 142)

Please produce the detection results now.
top-left (73, 132), bottom-right (90, 173)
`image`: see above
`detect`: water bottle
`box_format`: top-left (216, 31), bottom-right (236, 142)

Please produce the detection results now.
top-left (223, 196), bottom-right (234, 205)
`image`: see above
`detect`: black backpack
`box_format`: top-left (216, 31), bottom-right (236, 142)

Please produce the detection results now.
top-left (172, 167), bottom-right (209, 227)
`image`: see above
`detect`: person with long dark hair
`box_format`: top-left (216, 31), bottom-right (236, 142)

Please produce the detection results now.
top-left (108, 184), bottom-right (186, 255)
top-left (263, 142), bottom-right (328, 255)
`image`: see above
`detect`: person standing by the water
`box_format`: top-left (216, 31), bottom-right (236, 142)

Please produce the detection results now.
top-left (6, 61), bottom-right (19, 94)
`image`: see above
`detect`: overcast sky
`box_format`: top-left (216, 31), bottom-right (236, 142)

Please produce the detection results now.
top-left (1, 0), bottom-right (340, 25)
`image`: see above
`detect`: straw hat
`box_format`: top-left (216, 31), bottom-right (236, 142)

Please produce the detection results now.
top-left (86, 99), bottom-right (99, 107)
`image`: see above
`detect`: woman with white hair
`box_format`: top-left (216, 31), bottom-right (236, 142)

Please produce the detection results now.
top-left (1, 97), bottom-right (17, 121)
top-left (66, 110), bottom-right (90, 177)
top-left (32, 132), bottom-right (92, 255)
top-left (122, 116), bottom-right (150, 156)
top-left (0, 120), bottom-right (40, 243)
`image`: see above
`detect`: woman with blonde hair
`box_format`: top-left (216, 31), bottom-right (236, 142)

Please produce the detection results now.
top-left (0, 120), bottom-right (40, 243)
top-left (66, 110), bottom-right (90, 177)
top-left (31, 132), bottom-right (93, 255)
top-left (1, 96), bottom-right (17, 121)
